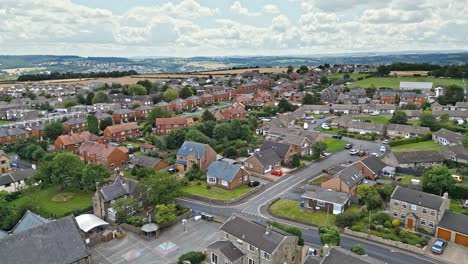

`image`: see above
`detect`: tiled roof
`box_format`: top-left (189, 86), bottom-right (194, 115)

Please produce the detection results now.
top-left (335, 166), bottom-right (364, 187)
top-left (105, 122), bottom-right (139, 134)
top-left (207, 241), bottom-right (244, 262)
top-left (252, 149), bottom-right (280, 167)
top-left (155, 117), bottom-right (194, 126)
top-left (78, 141), bottom-right (118, 158)
top-left (176, 141), bottom-right (207, 158)
top-left (56, 131), bottom-right (100, 146)
top-left (438, 210), bottom-right (468, 235)
top-left (63, 118), bottom-right (86, 125)
top-left (433, 128), bottom-right (462, 144)
top-left (11, 210), bottom-right (50, 234)
top-left (393, 150), bottom-right (444, 164)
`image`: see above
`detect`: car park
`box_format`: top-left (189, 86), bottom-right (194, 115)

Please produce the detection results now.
top-left (431, 239), bottom-right (447, 254)
top-left (349, 149), bottom-right (358, 155)
top-left (332, 135), bottom-right (342, 139)
top-left (248, 180), bottom-right (260, 187)
top-left (271, 170), bottom-right (283, 176)
top-left (380, 146), bottom-right (386, 152)
top-left (344, 143), bottom-right (353, 149)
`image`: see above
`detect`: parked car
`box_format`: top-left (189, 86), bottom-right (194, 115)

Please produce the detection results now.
top-left (380, 146), bottom-right (386, 152)
top-left (349, 149), bottom-right (358, 155)
top-left (383, 139), bottom-right (389, 145)
top-left (344, 143), bottom-right (353, 149)
top-left (431, 239), bottom-right (447, 254)
top-left (168, 168), bottom-right (178, 174)
top-left (271, 170), bottom-right (283, 176)
top-left (248, 181), bottom-right (260, 187)
top-left (357, 150), bottom-right (366, 156)
top-left (452, 174), bottom-right (463, 183)
top-left (321, 123), bottom-right (330, 130)
top-left (310, 119), bottom-right (316, 124)
top-left (332, 135), bottom-right (342, 139)
top-left (370, 112), bottom-right (379, 116)
top-left (319, 115), bottom-right (325, 119)
top-left (371, 153), bottom-right (379, 157)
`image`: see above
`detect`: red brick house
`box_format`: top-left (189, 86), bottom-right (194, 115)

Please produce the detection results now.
top-left (134, 105), bottom-right (153, 120)
top-left (0, 127), bottom-right (30, 145)
top-left (353, 156), bottom-right (386, 181)
top-left (175, 141), bottom-right (217, 172)
top-left (233, 95), bottom-right (252, 106)
top-left (253, 90), bottom-right (274, 103)
top-left (243, 149), bottom-right (281, 175)
top-left (200, 93), bottom-right (214, 105)
top-left (55, 131), bottom-right (102, 153)
top-left (30, 124), bottom-right (45, 140)
top-left (154, 117), bottom-right (194, 136)
top-left (103, 122), bottom-right (140, 142)
top-left (212, 91), bottom-right (229, 102)
top-left (78, 141), bottom-right (129, 169)
top-left (214, 106), bottom-right (246, 121)
top-left (112, 109), bottom-right (135, 124)
top-left (169, 99), bottom-right (188, 112)
top-left (379, 90), bottom-right (397, 104)
top-left (186, 95), bottom-right (201, 108)
top-left (63, 118), bottom-right (87, 133)
top-left (321, 166), bottom-right (364, 196)
top-left (206, 160), bottom-right (250, 190)
top-left (154, 101), bottom-right (171, 111)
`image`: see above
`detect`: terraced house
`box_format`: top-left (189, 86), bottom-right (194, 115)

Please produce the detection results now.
top-left (103, 122), bottom-right (140, 142)
top-left (154, 117), bottom-right (194, 136)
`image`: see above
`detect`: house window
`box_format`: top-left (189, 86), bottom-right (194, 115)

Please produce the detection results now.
top-left (211, 253), bottom-right (218, 264)
top-left (422, 208), bottom-right (427, 214)
top-left (248, 258), bottom-right (255, 264)
top-left (400, 213), bottom-right (406, 220)
top-left (411, 204), bottom-right (417, 211)
top-left (248, 244), bottom-right (255, 252)
top-left (261, 250), bottom-right (271, 260)
top-left (421, 219), bottom-right (426, 226)
top-left (208, 177), bottom-right (216, 183)
top-left (394, 200), bottom-right (399, 206)
top-left (430, 210), bottom-right (436, 216)
top-left (402, 202), bottom-right (407, 209)
top-left (393, 211), bottom-right (398, 217)
top-left (428, 221), bottom-right (434, 228)
top-left (317, 200), bottom-right (325, 207)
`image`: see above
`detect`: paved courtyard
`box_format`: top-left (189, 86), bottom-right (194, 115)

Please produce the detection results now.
top-left (91, 219), bottom-right (221, 264)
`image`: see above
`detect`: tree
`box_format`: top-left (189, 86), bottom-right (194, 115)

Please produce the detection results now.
top-left (297, 65), bottom-right (309, 74)
top-left (312, 142), bottom-right (327, 160)
top-left (37, 152), bottom-right (85, 190)
top-left (419, 112), bottom-right (440, 131)
top-left (163, 88), bottom-right (178, 102)
top-left (290, 154), bottom-right (301, 167)
top-left (127, 84), bottom-right (147, 96)
top-left (213, 123), bottom-right (231, 141)
top-left (166, 129), bottom-right (187, 149)
top-left (112, 196), bottom-right (138, 224)
top-left (0, 191), bottom-right (15, 230)
top-left (351, 244), bottom-right (366, 255)
top-left (422, 166), bottom-right (456, 195)
top-left (92, 91), bottom-right (111, 104)
top-left (287, 65), bottom-right (294, 74)
top-left (389, 109), bottom-right (408, 124)
top-left (202, 109), bottom-right (216, 122)
top-left (344, 73), bottom-right (351, 79)
top-left (136, 79), bottom-right (154, 91)
top-left (277, 98), bottom-right (296, 113)
top-left (154, 204), bottom-right (177, 225)
top-left (185, 128), bottom-right (213, 145)
top-left (81, 163), bottom-right (111, 191)
top-left (43, 122), bottom-right (65, 140)
top-left (142, 172), bottom-right (185, 205)
top-left (185, 163), bottom-right (203, 181)
top-left (86, 92), bottom-right (95, 105)
top-left (63, 100), bottom-right (76, 108)
top-left (335, 210), bottom-right (361, 228)
top-left (87, 115), bottom-right (99, 134)
top-left (99, 117), bottom-right (113, 131)
top-left (438, 85), bottom-right (464, 105)
top-left (178, 251), bottom-right (205, 264)
top-left (357, 185), bottom-right (382, 210)
top-left (76, 93), bottom-right (86, 105)
top-left (302, 93), bottom-right (319, 105)
top-left (179, 86), bottom-right (193, 99)
top-left (318, 226), bottom-right (340, 246)
top-left (224, 146), bottom-right (238, 158)
top-left (320, 76), bottom-right (329, 85)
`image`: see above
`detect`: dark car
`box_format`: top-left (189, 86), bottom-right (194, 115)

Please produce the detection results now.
top-left (319, 115), bottom-right (325, 119)
top-left (357, 150), bottom-right (366, 156)
top-left (248, 181), bottom-right (260, 187)
top-left (344, 143), bottom-right (353, 149)
top-left (431, 239), bottom-right (447, 254)
top-left (332, 135), bottom-right (342, 139)
top-left (168, 168), bottom-right (178, 174)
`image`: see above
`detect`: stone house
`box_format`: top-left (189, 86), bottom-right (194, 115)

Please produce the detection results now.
top-left (383, 150), bottom-right (444, 169)
top-left (389, 186), bottom-right (450, 233)
top-left (436, 210), bottom-right (468, 246)
top-left (302, 189), bottom-right (350, 215)
top-left (78, 141), bottom-right (129, 169)
top-left (439, 145), bottom-right (468, 164)
top-left (386, 124), bottom-right (430, 138)
top-left (321, 166), bottom-right (364, 196)
top-left (244, 149), bottom-right (281, 175)
top-left (103, 122), bottom-right (140, 142)
top-left (206, 160), bottom-right (250, 190)
top-left (175, 141), bottom-right (217, 172)
top-left (432, 128), bottom-right (462, 146)
top-left (0, 150), bottom-right (10, 173)
top-left (347, 121), bottom-right (385, 135)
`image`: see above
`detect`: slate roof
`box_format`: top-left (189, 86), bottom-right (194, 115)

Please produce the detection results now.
top-left (99, 176), bottom-right (139, 202)
top-left (438, 210), bottom-right (468, 235)
top-left (335, 166), bottom-right (364, 187)
top-left (207, 241), bottom-right (245, 262)
top-left (252, 149), bottom-right (280, 167)
top-left (400, 81), bottom-right (433, 90)
top-left (113, 108), bottom-right (135, 115)
top-left (391, 186), bottom-right (446, 210)
top-left (260, 141), bottom-right (291, 159)
top-left (220, 215), bottom-right (291, 254)
top-left (131, 154), bottom-right (162, 168)
top-left (11, 168), bottom-right (36, 182)
top-left (134, 105), bottom-right (153, 111)
top-left (0, 215), bottom-right (90, 264)
top-left (0, 127), bottom-right (29, 137)
top-left (358, 155), bottom-right (386, 174)
top-left (439, 145), bottom-right (468, 161)
top-left (0, 174), bottom-right (14, 186)
top-left (95, 112), bottom-right (112, 119)
top-left (63, 118), bottom-right (86, 125)
top-left (11, 210), bottom-right (50, 234)
top-left (392, 150), bottom-right (444, 164)
top-left (348, 121), bottom-right (385, 133)
top-left (176, 141), bottom-right (207, 159)
top-left (386, 124), bottom-right (430, 135)
top-left (155, 117), bottom-right (194, 126)
top-left (0, 230), bottom-right (7, 239)
top-left (302, 189), bottom-right (350, 205)
top-left (433, 128), bottom-right (462, 144)
top-left (207, 160), bottom-right (244, 182)
top-left (304, 256), bottom-right (322, 264)
top-left (322, 247), bottom-right (385, 264)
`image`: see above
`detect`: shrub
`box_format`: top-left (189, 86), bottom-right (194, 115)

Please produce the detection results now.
top-left (336, 211), bottom-right (362, 228)
top-left (375, 225), bottom-right (384, 232)
top-left (351, 244), bottom-right (366, 255)
top-left (177, 251), bottom-right (205, 264)
top-left (448, 185), bottom-right (468, 199)
top-left (388, 134), bottom-right (432, 147)
top-left (392, 219), bottom-right (401, 227)
top-left (371, 212), bottom-right (390, 225)
top-left (318, 226), bottom-right (340, 246)
top-left (125, 216), bottom-right (148, 227)
top-left (384, 221), bottom-right (392, 228)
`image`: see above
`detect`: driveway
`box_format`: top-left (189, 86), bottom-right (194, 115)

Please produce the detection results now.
top-left (91, 220), bottom-right (220, 264)
top-left (424, 239), bottom-right (468, 264)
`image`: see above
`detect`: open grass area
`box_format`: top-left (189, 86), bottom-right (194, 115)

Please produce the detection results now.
top-left (353, 116), bottom-right (391, 124)
top-left (449, 200), bottom-right (468, 215)
top-left (323, 138), bottom-right (347, 153)
top-left (328, 73), bottom-right (372, 80)
top-left (348, 77), bottom-right (464, 89)
top-left (317, 127), bottom-right (341, 135)
top-left (270, 199), bottom-right (336, 226)
top-left (391, 141), bottom-right (442, 152)
top-left (11, 186), bottom-right (93, 217)
top-left (183, 181), bottom-right (251, 200)
top-left (0, 120), bottom-right (11, 125)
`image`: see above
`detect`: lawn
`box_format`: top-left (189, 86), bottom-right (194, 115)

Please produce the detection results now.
top-left (11, 186), bottom-right (93, 217)
top-left (348, 76), bottom-right (464, 89)
top-left (449, 200), bottom-right (468, 215)
top-left (328, 73), bottom-right (372, 80)
top-left (183, 181), bottom-right (251, 200)
top-left (0, 120), bottom-right (11, 125)
top-left (317, 127), bottom-right (342, 135)
top-left (323, 138), bottom-right (347, 153)
top-left (270, 199), bottom-right (336, 226)
top-left (391, 141), bottom-right (442, 152)
top-left (353, 116), bottom-right (391, 125)
top-left (397, 174), bottom-right (420, 185)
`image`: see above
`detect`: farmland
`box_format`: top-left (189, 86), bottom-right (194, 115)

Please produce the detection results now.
top-left (348, 76), bottom-right (464, 89)
top-left (328, 73), bottom-right (372, 80)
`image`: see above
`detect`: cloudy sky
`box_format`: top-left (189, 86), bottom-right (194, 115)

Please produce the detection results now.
top-left (0, 0), bottom-right (467, 57)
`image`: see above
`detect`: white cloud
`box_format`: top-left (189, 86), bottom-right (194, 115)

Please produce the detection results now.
top-left (230, 1), bottom-right (261, 16)
top-left (262, 4), bottom-right (280, 14)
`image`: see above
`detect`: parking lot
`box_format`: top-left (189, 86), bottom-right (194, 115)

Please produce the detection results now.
top-left (91, 219), bottom-right (221, 264)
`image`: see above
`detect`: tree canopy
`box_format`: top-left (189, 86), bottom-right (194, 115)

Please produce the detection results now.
top-left (357, 185), bottom-right (383, 210)
top-left (201, 109), bottom-right (216, 122)
top-left (437, 85), bottom-right (464, 105)
top-left (92, 91), bottom-right (111, 104)
top-left (43, 122), bottom-right (65, 140)
top-left (422, 166), bottom-right (456, 195)
top-left (127, 84), bottom-right (147, 96)
top-left (277, 98), bottom-right (297, 113)
top-left (318, 226), bottom-right (340, 246)
top-left (179, 86), bottom-right (193, 99)
top-left (389, 109), bottom-right (408, 124)
top-left (142, 172), bottom-right (185, 205)
top-left (163, 88), bottom-right (179, 102)
top-left (87, 115), bottom-right (99, 135)
top-left (419, 112), bottom-right (440, 131)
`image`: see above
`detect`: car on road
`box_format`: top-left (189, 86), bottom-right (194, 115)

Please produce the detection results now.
top-left (310, 119), bottom-right (316, 124)
top-left (349, 149), bottom-right (358, 155)
top-left (271, 170), bottom-right (283, 176)
top-left (248, 180), bottom-right (260, 187)
top-left (319, 115), bottom-right (325, 119)
top-left (380, 146), bottom-right (386, 152)
top-left (321, 123), bottom-right (330, 130)
top-left (382, 139), bottom-right (389, 145)
top-left (371, 153), bottom-right (379, 157)
top-left (332, 135), bottom-right (342, 139)
top-left (344, 143), bottom-right (353, 149)
top-left (357, 150), bottom-right (366, 156)
top-left (431, 239), bottom-right (447, 254)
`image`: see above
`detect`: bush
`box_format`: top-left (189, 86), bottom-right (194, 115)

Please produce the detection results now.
top-left (126, 216), bottom-right (148, 227)
top-left (351, 244), bottom-right (366, 255)
top-left (177, 251), bottom-right (205, 264)
top-left (371, 212), bottom-right (391, 225)
top-left (392, 219), bottom-right (401, 227)
top-left (448, 185), bottom-right (468, 199)
top-left (318, 226), bottom-right (340, 246)
top-left (384, 221), bottom-right (392, 228)
top-left (336, 211), bottom-right (362, 228)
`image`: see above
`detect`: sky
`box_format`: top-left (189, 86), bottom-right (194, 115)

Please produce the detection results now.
top-left (0, 0), bottom-right (467, 57)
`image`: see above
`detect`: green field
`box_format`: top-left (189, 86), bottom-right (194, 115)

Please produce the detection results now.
top-left (11, 186), bottom-right (93, 217)
top-left (328, 73), bottom-right (372, 80)
top-left (391, 141), bottom-right (442, 152)
top-left (183, 181), bottom-right (251, 200)
top-left (449, 200), bottom-right (468, 215)
top-left (348, 77), bottom-right (464, 89)
top-left (353, 116), bottom-right (391, 124)
top-left (323, 138), bottom-right (347, 153)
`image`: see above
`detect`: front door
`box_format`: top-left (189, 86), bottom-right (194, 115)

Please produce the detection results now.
top-left (407, 218), bottom-right (414, 229)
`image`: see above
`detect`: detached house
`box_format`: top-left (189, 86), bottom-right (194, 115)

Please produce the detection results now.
top-left (55, 131), bottom-right (101, 153)
top-left (112, 109), bottom-right (135, 124)
top-left (302, 188), bottom-right (350, 215)
top-left (175, 141), bottom-right (217, 172)
top-left (260, 141), bottom-right (296, 164)
top-left (244, 149), bottom-right (281, 175)
top-left (104, 122), bottom-right (140, 142)
top-left (321, 166), bottom-right (364, 196)
top-left (78, 141), bottom-right (129, 169)
top-left (0, 150), bottom-right (10, 173)
top-left (63, 118), bottom-right (87, 133)
top-left (206, 160), bottom-right (250, 190)
top-left (384, 150), bottom-right (444, 169)
top-left (353, 155), bottom-right (386, 180)
top-left (433, 128), bottom-right (462, 146)
top-left (386, 124), bottom-right (430, 139)
top-left (154, 117), bottom-right (194, 135)
top-left (390, 186), bottom-right (450, 233)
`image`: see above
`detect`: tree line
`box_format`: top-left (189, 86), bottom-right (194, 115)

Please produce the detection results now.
top-left (377, 63), bottom-right (468, 78)
top-left (17, 70), bottom-right (138, 81)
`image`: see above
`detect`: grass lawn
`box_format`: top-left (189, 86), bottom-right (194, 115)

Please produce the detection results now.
top-left (323, 138), bottom-right (347, 153)
top-left (0, 120), bottom-right (11, 125)
top-left (348, 76), bottom-right (464, 89)
top-left (397, 174), bottom-right (420, 185)
top-left (270, 199), bottom-right (336, 226)
top-left (392, 141), bottom-right (442, 152)
top-left (328, 73), bottom-right (372, 80)
top-left (449, 200), bottom-right (468, 215)
top-left (353, 116), bottom-right (391, 125)
top-left (183, 181), bottom-right (251, 200)
top-left (11, 186), bottom-right (93, 217)
top-left (317, 127), bottom-right (342, 135)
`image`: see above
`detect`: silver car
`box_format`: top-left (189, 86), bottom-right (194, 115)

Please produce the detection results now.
top-left (431, 239), bottom-right (447, 254)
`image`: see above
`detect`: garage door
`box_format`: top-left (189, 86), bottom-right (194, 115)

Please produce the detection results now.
top-left (437, 228), bottom-right (452, 241)
top-left (455, 233), bottom-right (468, 246)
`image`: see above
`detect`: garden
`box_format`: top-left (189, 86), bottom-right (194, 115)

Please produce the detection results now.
top-left (323, 138), bottom-right (347, 153)
top-left (183, 180), bottom-right (251, 200)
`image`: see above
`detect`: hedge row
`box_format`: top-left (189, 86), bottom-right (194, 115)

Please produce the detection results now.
top-left (449, 185), bottom-right (468, 200)
top-left (388, 134), bottom-right (432, 147)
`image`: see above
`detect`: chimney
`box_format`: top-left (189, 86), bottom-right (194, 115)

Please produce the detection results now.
top-left (443, 192), bottom-right (449, 199)
top-left (265, 224), bottom-right (271, 235)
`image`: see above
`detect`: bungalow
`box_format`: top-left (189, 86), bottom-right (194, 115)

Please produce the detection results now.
top-left (321, 166), bottom-right (364, 196)
top-left (63, 118), bottom-right (87, 133)
top-left (176, 141), bottom-right (217, 172)
top-left (112, 109), bottom-right (135, 124)
top-left (330, 115), bottom-right (353, 129)
top-left (383, 150), bottom-right (444, 169)
top-left (78, 141), bottom-right (129, 169)
top-left (243, 149), bottom-right (281, 175)
top-left (386, 124), bottom-right (430, 138)
top-left (302, 188), bottom-right (351, 215)
top-left (347, 121), bottom-right (385, 135)
top-left (0, 169), bottom-right (36, 193)
top-left (260, 141), bottom-right (296, 164)
top-left (55, 131), bottom-right (101, 153)
top-left (169, 98), bottom-right (188, 112)
top-left (206, 160), bottom-right (250, 190)
top-left (436, 210), bottom-right (468, 246)
top-left (402, 110), bottom-right (423, 120)
top-left (361, 104), bottom-right (396, 114)
top-left (130, 154), bottom-right (170, 171)
top-left (433, 128), bottom-right (462, 146)
top-left (353, 155), bottom-right (386, 180)
top-left (134, 105), bottom-right (153, 120)
top-left (103, 122), bottom-right (140, 142)
top-left (439, 145), bottom-right (468, 164)
top-left (154, 117), bottom-right (194, 136)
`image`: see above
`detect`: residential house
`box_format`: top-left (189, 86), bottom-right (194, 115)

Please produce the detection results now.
top-left (0, 150), bottom-right (10, 173)
top-left (63, 118), bottom-right (87, 133)
top-left (186, 95), bottom-right (201, 108)
top-left (30, 124), bottom-right (45, 140)
top-left (260, 141), bottom-right (296, 164)
top-left (399, 82), bottom-right (433, 92)
top-left (433, 128), bottom-right (462, 146)
top-left (243, 149), bottom-right (281, 175)
top-left (130, 95), bottom-right (152, 106)
top-left (321, 166), bottom-right (364, 196)
top-left (0, 127), bottom-right (30, 144)
top-left (302, 189), bottom-right (350, 215)
top-left (436, 210), bottom-right (468, 246)
top-left (78, 141), bottom-right (129, 169)
top-left (399, 92), bottom-right (426, 106)
top-left (112, 109), bottom-right (135, 124)
top-left (383, 150), bottom-right (444, 169)
top-left (95, 112), bottom-right (113, 126)
top-left (154, 117), bottom-right (194, 136)
top-left (206, 160), bottom-right (250, 190)
top-left (134, 105), bottom-right (153, 120)
top-left (347, 121), bottom-right (385, 135)
top-left (361, 103), bottom-right (396, 114)
top-left (253, 90), bottom-right (274, 104)
top-left (93, 176), bottom-right (141, 221)
top-left (206, 215), bottom-right (300, 264)
top-left (402, 110), bottom-right (423, 120)
top-left (353, 155), bottom-right (386, 180)
top-left (439, 145), bottom-right (468, 164)
top-left (390, 186), bottom-right (450, 233)
top-left (154, 101), bottom-right (171, 111)
top-left (378, 89), bottom-right (397, 104)
top-left (386, 124), bottom-right (430, 138)
top-left (175, 141), bottom-right (217, 172)
top-left (103, 122), bottom-right (140, 142)
top-left (130, 154), bottom-right (170, 171)
top-left (214, 106), bottom-right (247, 121)
top-left (338, 87), bottom-right (366, 104)
top-left (330, 115), bottom-right (353, 129)
top-left (0, 169), bottom-right (35, 193)
top-left (169, 98), bottom-right (188, 112)
top-left (55, 131), bottom-right (101, 153)
top-left (212, 91), bottom-right (229, 102)
top-left (320, 87), bottom-right (339, 103)
top-left (200, 93), bottom-right (214, 105)
top-left (0, 215), bottom-right (91, 264)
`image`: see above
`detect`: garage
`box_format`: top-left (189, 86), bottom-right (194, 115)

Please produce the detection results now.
top-left (455, 234), bottom-right (468, 246)
top-left (437, 210), bottom-right (468, 247)
top-left (437, 228), bottom-right (452, 241)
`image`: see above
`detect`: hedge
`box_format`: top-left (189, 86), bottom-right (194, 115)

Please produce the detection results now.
top-left (448, 185), bottom-right (468, 200)
top-left (388, 134), bottom-right (432, 147)
top-left (442, 124), bottom-right (468, 134)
